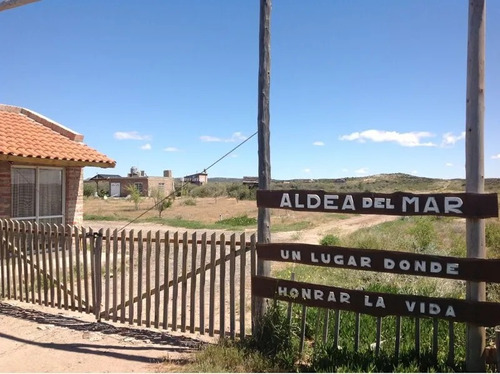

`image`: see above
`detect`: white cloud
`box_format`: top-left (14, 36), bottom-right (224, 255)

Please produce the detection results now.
top-left (313, 141), bottom-right (325, 146)
top-left (355, 167), bottom-right (368, 174)
top-left (492, 154), bottom-right (500, 160)
top-left (164, 147), bottom-right (180, 152)
top-left (445, 162), bottom-right (454, 167)
top-left (303, 168), bottom-right (311, 173)
top-left (200, 132), bottom-right (248, 143)
top-left (442, 132), bottom-right (465, 147)
top-left (339, 130), bottom-right (435, 147)
top-left (410, 170), bottom-right (418, 175)
top-left (114, 131), bottom-right (152, 141)
top-left (200, 135), bottom-right (222, 142)
top-left (341, 168), bottom-right (348, 172)
top-left (140, 143), bottom-right (152, 150)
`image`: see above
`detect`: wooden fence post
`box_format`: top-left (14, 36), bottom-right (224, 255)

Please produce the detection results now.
top-left (255, 0), bottom-right (272, 332)
top-left (465, 0), bottom-right (486, 371)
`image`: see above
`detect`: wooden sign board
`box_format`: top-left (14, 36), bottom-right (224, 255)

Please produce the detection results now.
top-left (257, 243), bottom-right (500, 283)
top-left (256, 190), bottom-right (498, 218)
top-left (252, 275), bottom-right (500, 326)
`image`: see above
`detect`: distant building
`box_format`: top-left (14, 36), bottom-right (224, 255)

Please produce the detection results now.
top-left (242, 176), bottom-right (259, 188)
top-left (88, 167), bottom-right (175, 197)
top-left (184, 171), bottom-right (208, 186)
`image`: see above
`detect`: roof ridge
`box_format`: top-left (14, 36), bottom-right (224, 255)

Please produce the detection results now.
top-left (0, 104), bottom-right (84, 142)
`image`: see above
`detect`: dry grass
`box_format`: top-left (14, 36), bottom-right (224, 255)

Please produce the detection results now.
top-left (83, 196), bottom-right (347, 229)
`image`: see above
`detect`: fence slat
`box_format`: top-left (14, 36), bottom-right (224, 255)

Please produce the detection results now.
top-left (41, 224), bottom-right (48, 306)
top-left (334, 309), bottom-right (340, 348)
top-left (375, 317), bottom-right (382, 356)
top-left (415, 317), bottom-right (421, 358)
top-left (61, 225), bottom-right (68, 310)
top-left (209, 233), bottom-right (216, 337)
top-left (162, 231), bottom-right (170, 330)
top-left (21, 221), bottom-right (29, 302)
top-left (219, 233), bottom-right (226, 338)
top-left (120, 229), bottom-right (127, 324)
top-left (112, 229), bottom-right (118, 322)
top-left (354, 312), bottom-right (361, 351)
top-left (137, 230), bottom-right (144, 326)
top-left (181, 232), bottom-right (188, 333)
top-left (75, 226), bottom-right (82, 312)
top-left (104, 228), bottom-right (111, 320)
top-left (89, 229), bottom-right (96, 315)
top-left (190, 232), bottom-right (197, 334)
top-left (229, 234), bottom-right (236, 339)
top-left (199, 233), bottom-right (207, 335)
top-left (239, 233), bottom-right (246, 339)
top-left (432, 318), bottom-right (439, 357)
top-left (250, 234), bottom-right (256, 334)
top-left (447, 321), bottom-right (455, 365)
top-left (300, 305), bottom-right (307, 354)
top-left (154, 230), bottom-right (161, 329)
top-left (145, 231), bottom-right (152, 328)
top-left (16, 221), bottom-right (25, 302)
top-left (395, 316), bottom-right (402, 361)
top-left (322, 309), bottom-right (329, 344)
top-left (28, 222), bottom-right (35, 304)
top-left (48, 225), bottom-right (55, 308)
top-left (128, 229), bottom-right (135, 325)
top-left (10, 220), bottom-right (16, 300)
top-left (172, 232), bottom-right (179, 331)
top-left (94, 229), bottom-right (103, 321)
top-left (82, 227), bottom-right (90, 313)
top-left (54, 225), bottom-right (61, 308)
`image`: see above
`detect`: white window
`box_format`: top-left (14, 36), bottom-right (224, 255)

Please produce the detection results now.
top-left (11, 167), bottom-right (64, 224)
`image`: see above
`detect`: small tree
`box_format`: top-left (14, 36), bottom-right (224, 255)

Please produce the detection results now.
top-left (126, 184), bottom-right (142, 210)
top-left (150, 187), bottom-right (173, 217)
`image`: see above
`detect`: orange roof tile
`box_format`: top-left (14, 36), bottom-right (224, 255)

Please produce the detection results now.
top-left (0, 105), bottom-right (115, 168)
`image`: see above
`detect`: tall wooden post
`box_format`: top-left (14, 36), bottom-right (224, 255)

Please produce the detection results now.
top-left (254, 0), bottom-right (272, 328)
top-left (465, 0), bottom-right (486, 371)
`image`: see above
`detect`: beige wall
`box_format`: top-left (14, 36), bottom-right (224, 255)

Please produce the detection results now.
top-left (108, 176), bottom-right (175, 197)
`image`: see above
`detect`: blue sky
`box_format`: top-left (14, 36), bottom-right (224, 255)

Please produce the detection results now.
top-left (1, 1), bottom-right (499, 180)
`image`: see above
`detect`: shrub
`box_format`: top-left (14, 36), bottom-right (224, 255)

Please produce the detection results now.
top-left (83, 183), bottom-right (95, 197)
top-left (182, 198), bottom-right (197, 206)
top-left (126, 185), bottom-right (142, 210)
top-left (319, 234), bottom-right (341, 246)
top-left (486, 221), bottom-right (500, 255)
top-left (408, 217), bottom-right (436, 252)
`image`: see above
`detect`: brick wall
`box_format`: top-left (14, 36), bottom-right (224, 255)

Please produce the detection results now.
top-left (0, 162), bottom-right (11, 218)
top-left (65, 167), bottom-right (83, 225)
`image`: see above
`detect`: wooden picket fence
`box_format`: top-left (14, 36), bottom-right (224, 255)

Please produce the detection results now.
top-left (0, 219), bottom-right (256, 338)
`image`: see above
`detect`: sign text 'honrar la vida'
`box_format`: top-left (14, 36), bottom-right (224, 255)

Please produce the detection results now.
top-left (256, 190), bottom-right (499, 218)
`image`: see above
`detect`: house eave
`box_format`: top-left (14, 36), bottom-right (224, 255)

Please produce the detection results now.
top-left (0, 154), bottom-right (116, 168)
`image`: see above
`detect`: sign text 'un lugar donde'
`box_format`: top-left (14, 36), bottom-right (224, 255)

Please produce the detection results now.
top-left (256, 190), bottom-right (498, 218)
top-left (252, 276), bottom-right (500, 326)
top-left (257, 243), bottom-right (500, 283)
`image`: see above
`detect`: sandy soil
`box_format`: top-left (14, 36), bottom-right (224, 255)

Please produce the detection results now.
top-left (1, 200), bottom-right (397, 373)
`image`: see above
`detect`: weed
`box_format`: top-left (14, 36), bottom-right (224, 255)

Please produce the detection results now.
top-left (319, 234), bottom-right (341, 246)
top-left (182, 198), bottom-right (197, 206)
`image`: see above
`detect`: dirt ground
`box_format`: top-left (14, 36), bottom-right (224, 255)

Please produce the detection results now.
top-left (1, 198), bottom-right (398, 373)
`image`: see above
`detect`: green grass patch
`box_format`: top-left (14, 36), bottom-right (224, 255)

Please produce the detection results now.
top-left (216, 215), bottom-right (257, 226)
top-left (271, 221), bottom-right (312, 233)
top-left (83, 214), bottom-right (128, 221)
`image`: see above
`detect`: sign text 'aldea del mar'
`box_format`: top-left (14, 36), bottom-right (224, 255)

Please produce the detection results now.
top-left (253, 190), bottom-right (500, 326)
top-left (256, 191), bottom-right (499, 218)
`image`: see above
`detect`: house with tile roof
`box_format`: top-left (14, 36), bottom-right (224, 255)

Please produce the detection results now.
top-left (0, 104), bottom-right (115, 225)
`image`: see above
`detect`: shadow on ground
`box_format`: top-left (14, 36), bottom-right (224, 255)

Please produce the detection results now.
top-left (0, 301), bottom-right (206, 363)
